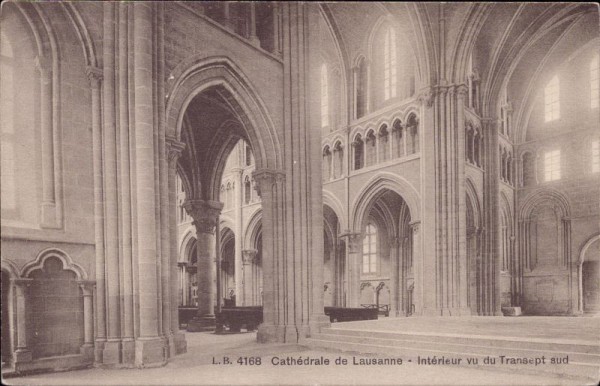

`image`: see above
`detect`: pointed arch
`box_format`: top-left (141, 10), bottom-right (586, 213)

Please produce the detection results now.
top-left (166, 56), bottom-right (282, 173)
top-left (352, 172), bottom-right (421, 231)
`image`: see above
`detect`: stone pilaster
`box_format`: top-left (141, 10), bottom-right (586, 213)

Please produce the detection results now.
top-left (12, 279), bottom-right (32, 365)
top-left (78, 280), bottom-right (95, 359)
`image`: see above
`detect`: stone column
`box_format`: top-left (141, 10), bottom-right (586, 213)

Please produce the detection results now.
top-left (78, 280), bottom-right (95, 358)
top-left (86, 65), bottom-right (106, 362)
top-left (390, 236), bottom-right (401, 316)
top-left (272, 3), bottom-right (281, 55)
top-left (102, 2), bottom-right (122, 363)
top-left (12, 279), bottom-right (32, 364)
top-left (35, 56), bottom-right (57, 228)
top-left (248, 2), bottom-right (260, 46)
top-left (232, 168), bottom-right (243, 304)
top-left (339, 232), bottom-right (361, 307)
top-left (253, 169), bottom-right (286, 342)
top-left (242, 249), bottom-right (258, 305)
top-left (132, 2), bottom-right (167, 366)
top-left (167, 136), bottom-right (186, 354)
top-left (222, 2), bottom-right (234, 31)
top-left (410, 221), bottom-right (422, 315)
top-left (184, 199), bottom-right (223, 331)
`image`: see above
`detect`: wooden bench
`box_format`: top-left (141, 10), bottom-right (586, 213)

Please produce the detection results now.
top-left (324, 306), bottom-right (378, 322)
top-left (216, 306), bottom-right (263, 333)
top-left (361, 304), bottom-right (390, 317)
top-left (178, 306), bottom-right (198, 329)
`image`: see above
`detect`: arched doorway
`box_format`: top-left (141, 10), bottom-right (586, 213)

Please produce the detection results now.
top-left (465, 182), bottom-right (484, 315)
top-left (220, 227), bottom-right (236, 306)
top-left (323, 205), bottom-right (343, 307)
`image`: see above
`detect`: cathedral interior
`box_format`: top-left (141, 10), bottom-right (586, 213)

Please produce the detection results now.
top-left (1, 1), bottom-right (599, 376)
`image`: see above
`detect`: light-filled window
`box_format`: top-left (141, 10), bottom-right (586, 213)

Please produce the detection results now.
top-left (320, 63), bottom-right (329, 128)
top-left (544, 76), bottom-right (560, 122)
top-left (591, 54), bottom-right (599, 109)
top-left (383, 27), bottom-right (397, 100)
top-left (593, 140), bottom-right (599, 173)
top-left (362, 223), bottom-right (377, 274)
top-left (544, 149), bottom-right (561, 181)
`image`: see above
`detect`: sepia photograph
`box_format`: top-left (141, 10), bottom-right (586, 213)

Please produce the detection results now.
top-left (0, 1), bottom-right (599, 385)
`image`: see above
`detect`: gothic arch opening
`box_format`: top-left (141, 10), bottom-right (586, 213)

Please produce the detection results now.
top-left (354, 188), bottom-right (415, 317)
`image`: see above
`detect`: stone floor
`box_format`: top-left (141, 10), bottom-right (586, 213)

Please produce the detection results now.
top-left (5, 316), bottom-right (600, 386)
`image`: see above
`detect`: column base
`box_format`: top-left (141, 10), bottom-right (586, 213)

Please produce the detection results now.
top-left (168, 332), bottom-right (187, 356)
top-left (308, 314), bottom-right (331, 337)
top-left (13, 349), bottom-right (32, 364)
top-left (257, 323), bottom-right (285, 343)
top-left (121, 339), bottom-right (136, 364)
top-left (186, 315), bottom-right (216, 332)
top-left (40, 202), bottom-right (59, 228)
top-left (79, 344), bottom-right (94, 360)
top-left (134, 337), bottom-right (167, 368)
top-left (101, 340), bottom-right (121, 365)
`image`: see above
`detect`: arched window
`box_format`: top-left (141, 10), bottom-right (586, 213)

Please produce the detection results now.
top-left (365, 130), bottom-right (377, 166)
top-left (245, 145), bottom-right (252, 166)
top-left (353, 135), bottom-right (364, 171)
top-left (322, 146), bottom-right (332, 182)
top-left (591, 54), bottom-right (599, 109)
top-left (244, 176), bottom-right (251, 204)
top-left (378, 125), bottom-right (389, 162)
top-left (406, 115), bottom-right (419, 155)
top-left (332, 141), bottom-right (343, 179)
top-left (522, 152), bottom-right (535, 187)
top-left (383, 27), bottom-right (397, 100)
top-left (226, 182), bottom-right (232, 207)
top-left (544, 149), bottom-right (561, 181)
top-left (392, 119), bottom-right (404, 158)
top-left (356, 58), bottom-right (368, 118)
top-left (362, 223), bottom-right (377, 274)
top-left (320, 63), bottom-right (329, 128)
top-left (1, 14), bottom-right (40, 225)
top-left (466, 126), bottom-right (474, 163)
top-left (544, 76), bottom-right (560, 122)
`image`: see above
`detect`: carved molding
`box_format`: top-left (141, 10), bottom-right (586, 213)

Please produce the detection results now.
top-left (242, 249), bottom-right (258, 265)
top-left (339, 231), bottom-right (362, 253)
top-left (166, 135), bottom-right (186, 168)
top-left (252, 169), bottom-right (285, 197)
top-left (183, 199), bottom-right (223, 234)
top-left (409, 221), bottom-right (421, 234)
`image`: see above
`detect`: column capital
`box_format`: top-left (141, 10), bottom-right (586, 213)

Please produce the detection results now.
top-left (77, 280), bottom-right (96, 296)
top-left (166, 135), bottom-right (185, 169)
top-left (409, 220), bottom-right (421, 234)
top-left (11, 278), bottom-right (33, 288)
top-left (339, 231), bottom-right (362, 253)
top-left (242, 249), bottom-right (258, 265)
top-left (455, 83), bottom-right (469, 99)
top-left (252, 169), bottom-right (285, 197)
top-left (86, 66), bottom-right (103, 86)
top-left (417, 86), bottom-right (435, 108)
top-left (183, 199), bottom-right (223, 234)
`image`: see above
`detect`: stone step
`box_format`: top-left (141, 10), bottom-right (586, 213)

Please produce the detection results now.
top-left (308, 332), bottom-right (600, 365)
top-left (320, 327), bottom-right (600, 355)
top-left (302, 331), bottom-right (600, 382)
